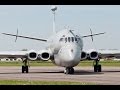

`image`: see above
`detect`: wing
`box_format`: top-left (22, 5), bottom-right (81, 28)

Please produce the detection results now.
top-left (84, 49), bottom-right (120, 60)
top-left (0, 51), bottom-right (28, 59)
top-left (2, 33), bottom-right (47, 42)
top-left (98, 50), bottom-right (120, 59)
top-left (82, 32), bottom-right (106, 38)
top-left (0, 50), bottom-right (38, 61)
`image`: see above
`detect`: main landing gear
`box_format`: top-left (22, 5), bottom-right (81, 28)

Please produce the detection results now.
top-left (64, 67), bottom-right (74, 74)
top-left (22, 58), bottom-right (29, 73)
top-left (93, 59), bottom-right (101, 72)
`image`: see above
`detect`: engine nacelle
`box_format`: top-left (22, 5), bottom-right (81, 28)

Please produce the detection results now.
top-left (27, 50), bottom-right (38, 60)
top-left (81, 51), bottom-right (87, 60)
top-left (89, 51), bottom-right (99, 60)
top-left (38, 50), bottom-right (51, 61)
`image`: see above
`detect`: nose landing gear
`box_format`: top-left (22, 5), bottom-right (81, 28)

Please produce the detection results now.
top-left (64, 67), bottom-right (74, 74)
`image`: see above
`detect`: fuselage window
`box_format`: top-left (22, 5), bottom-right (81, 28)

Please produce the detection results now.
top-left (68, 37), bottom-right (70, 42)
top-left (71, 37), bottom-right (74, 42)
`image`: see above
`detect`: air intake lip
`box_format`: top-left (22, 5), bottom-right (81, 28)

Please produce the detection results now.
top-left (27, 50), bottom-right (38, 60)
top-left (89, 51), bottom-right (98, 60)
top-left (39, 51), bottom-right (50, 61)
top-left (81, 51), bottom-right (87, 60)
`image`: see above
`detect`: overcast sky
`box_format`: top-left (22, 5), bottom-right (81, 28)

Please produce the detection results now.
top-left (0, 5), bottom-right (120, 51)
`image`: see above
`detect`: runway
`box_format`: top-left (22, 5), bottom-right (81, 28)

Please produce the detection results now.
top-left (0, 66), bottom-right (120, 85)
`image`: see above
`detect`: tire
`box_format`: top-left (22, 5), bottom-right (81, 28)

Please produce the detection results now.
top-left (22, 66), bottom-right (25, 73)
top-left (98, 65), bottom-right (101, 72)
top-left (64, 68), bottom-right (71, 74)
top-left (94, 65), bottom-right (97, 72)
top-left (25, 66), bottom-right (29, 73)
top-left (64, 68), bottom-right (69, 74)
top-left (70, 68), bottom-right (74, 74)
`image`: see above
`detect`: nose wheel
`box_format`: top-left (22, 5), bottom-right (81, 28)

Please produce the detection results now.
top-left (64, 67), bottom-right (74, 74)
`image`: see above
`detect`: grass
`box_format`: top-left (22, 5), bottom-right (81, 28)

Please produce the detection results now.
top-left (79, 60), bottom-right (120, 66)
top-left (0, 61), bottom-right (54, 66)
top-left (0, 80), bottom-right (95, 85)
top-left (0, 60), bottom-right (120, 66)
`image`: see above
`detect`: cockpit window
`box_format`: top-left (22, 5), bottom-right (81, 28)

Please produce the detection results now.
top-left (75, 38), bottom-right (77, 41)
top-left (59, 36), bottom-right (80, 43)
top-left (68, 37), bottom-right (70, 42)
top-left (65, 37), bottom-right (67, 42)
top-left (71, 37), bottom-right (74, 42)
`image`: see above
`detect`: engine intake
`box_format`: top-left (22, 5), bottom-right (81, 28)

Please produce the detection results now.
top-left (89, 51), bottom-right (98, 60)
top-left (41, 52), bottom-right (50, 60)
top-left (38, 50), bottom-right (51, 61)
top-left (27, 50), bottom-right (38, 60)
top-left (81, 51), bottom-right (87, 60)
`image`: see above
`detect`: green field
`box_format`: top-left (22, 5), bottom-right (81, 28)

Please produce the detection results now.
top-left (79, 60), bottom-right (120, 66)
top-left (0, 60), bottom-right (120, 66)
top-left (0, 80), bottom-right (95, 85)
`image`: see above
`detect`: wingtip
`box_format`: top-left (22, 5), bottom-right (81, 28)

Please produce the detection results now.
top-left (1, 33), bottom-right (7, 35)
top-left (1, 32), bottom-right (3, 34)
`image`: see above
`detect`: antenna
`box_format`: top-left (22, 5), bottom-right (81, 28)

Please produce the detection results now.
top-left (15, 28), bottom-right (18, 42)
top-left (51, 6), bottom-right (57, 34)
top-left (89, 28), bottom-right (93, 42)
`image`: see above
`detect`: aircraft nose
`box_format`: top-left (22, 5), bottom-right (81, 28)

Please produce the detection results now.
top-left (57, 44), bottom-right (81, 67)
top-left (67, 49), bottom-right (76, 61)
top-left (59, 45), bottom-right (80, 62)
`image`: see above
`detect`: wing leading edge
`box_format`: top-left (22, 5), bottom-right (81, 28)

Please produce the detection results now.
top-left (0, 51), bottom-right (28, 59)
top-left (82, 32), bottom-right (106, 38)
top-left (98, 50), bottom-right (120, 59)
top-left (2, 33), bottom-right (47, 42)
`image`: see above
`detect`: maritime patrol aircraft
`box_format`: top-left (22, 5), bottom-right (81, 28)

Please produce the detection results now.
top-left (1, 6), bottom-right (108, 74)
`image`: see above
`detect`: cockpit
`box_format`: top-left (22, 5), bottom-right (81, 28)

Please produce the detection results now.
top-left (59, 36), bottom-right (81, 43)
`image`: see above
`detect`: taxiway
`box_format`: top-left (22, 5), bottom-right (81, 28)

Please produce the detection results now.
top-left (0, 66), bottom-right (120, 85)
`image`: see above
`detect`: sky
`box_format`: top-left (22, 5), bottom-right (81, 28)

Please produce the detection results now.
top-left (0, 5), bottom-right (120, 51)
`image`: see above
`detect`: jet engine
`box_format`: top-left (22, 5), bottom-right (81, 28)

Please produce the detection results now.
top-left (27, 50), bottom-right (38, 60)
top-left (38, 50), bottom-right (51, 61)
top-left (81, 51), bottom-right (87, 60)
top-left (89, 51), bottom-right (99, 60)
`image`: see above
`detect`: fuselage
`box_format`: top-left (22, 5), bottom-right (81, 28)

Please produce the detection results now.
top-left (47, 29), bottom-right (83, 67)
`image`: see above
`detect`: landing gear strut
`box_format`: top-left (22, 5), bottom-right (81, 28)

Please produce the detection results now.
top-left (64, 67), bottom-right (74, 74)
top-left (93, 59), bottom-right (101, 72)
top-left (22, 58), bottom-right (29, 73)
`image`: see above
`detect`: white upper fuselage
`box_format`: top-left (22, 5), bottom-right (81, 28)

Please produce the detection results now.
top-left (47, 29), bottom-right (83, 67)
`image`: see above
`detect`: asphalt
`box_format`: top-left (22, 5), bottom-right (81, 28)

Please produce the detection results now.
top-left (0, 66), bottom-right (120, 85)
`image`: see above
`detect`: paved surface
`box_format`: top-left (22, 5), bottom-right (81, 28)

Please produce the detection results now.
top-left (0, 66), bottom-right (120, 85)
